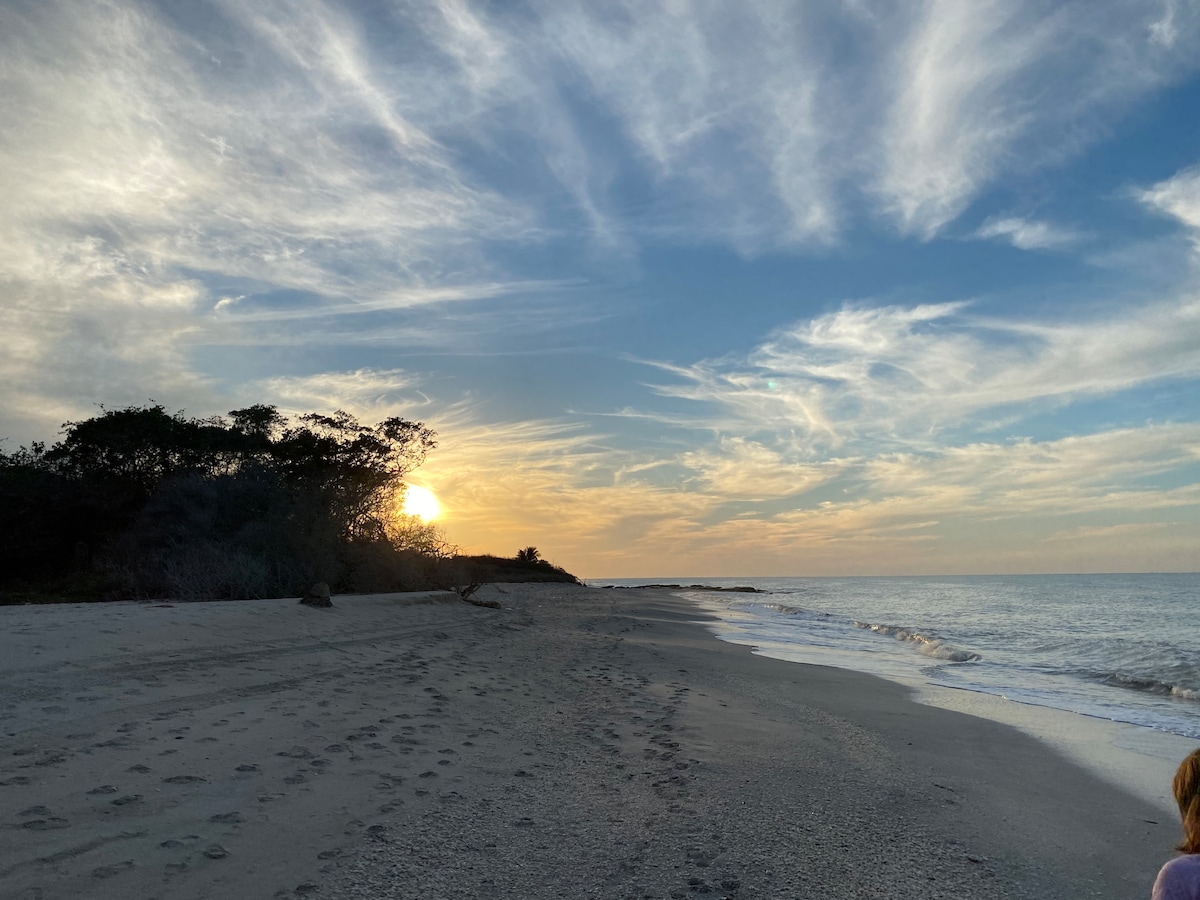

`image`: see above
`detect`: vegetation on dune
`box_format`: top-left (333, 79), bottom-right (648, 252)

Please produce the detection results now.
top-left (0, 404), bottom-right (577, 603)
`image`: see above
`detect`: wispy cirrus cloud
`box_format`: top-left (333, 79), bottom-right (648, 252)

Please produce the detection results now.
top-left (593, 422), bottom-right (1200, 575)
top-left (877, 0), bottom-right (1200, 237)
top-left (3, 0), bottom-right (1198, 394)
top-left (644, 298), bottom-right (1200, 450)
top-left (0, 1), bottom-right (519, 293)
top-left (1141, 164), bottom-right (1200, 235)
top-left (237, 346), bottom-right (1200, 574)
top-left (252, 368), bottom-right (430, 421)
top-left (0, 0), bottom-right (545, 436)
top-left (974, 216), bottom-right (1082, 250)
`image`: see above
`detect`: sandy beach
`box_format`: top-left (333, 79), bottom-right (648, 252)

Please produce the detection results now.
top-left (0, 584), bottom-right (1178, 899)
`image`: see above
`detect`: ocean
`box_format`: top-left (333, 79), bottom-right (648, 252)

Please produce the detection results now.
top-left (591, 573), bottom-right (1200, 741)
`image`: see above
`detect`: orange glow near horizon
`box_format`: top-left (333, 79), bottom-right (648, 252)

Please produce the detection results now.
top-left (402, 484), bottom-right (442, 521)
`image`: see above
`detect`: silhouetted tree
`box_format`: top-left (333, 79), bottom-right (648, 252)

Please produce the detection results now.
top-left (516, 546), bottom-right (540, 563)
top-left (0, 404), bottom-right (438, 600)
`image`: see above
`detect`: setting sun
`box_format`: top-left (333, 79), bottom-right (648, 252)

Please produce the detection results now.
top-left (401, 484), bottom-right (442, 522)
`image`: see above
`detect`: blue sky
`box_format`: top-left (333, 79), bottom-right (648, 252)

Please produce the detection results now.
top-left (3, 0), bottom-right (1200, 576)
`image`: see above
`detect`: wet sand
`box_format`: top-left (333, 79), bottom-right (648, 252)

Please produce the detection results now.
top-left (0, 584), bottom-right (1177, 898)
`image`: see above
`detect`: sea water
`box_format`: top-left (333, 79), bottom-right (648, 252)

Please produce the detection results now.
top-left (592, 573), bottom-right (1200, 740)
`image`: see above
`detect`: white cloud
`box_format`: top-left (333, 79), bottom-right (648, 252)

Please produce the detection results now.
top-left (974, 216), bottom-right (1081, 250)
top-left (0, 0), bottom-right (546, 440)
top-left (1047, 522), bottom-right (1176, 542)
top-left (1141, 164), bottom-right (1200, 233)
top-left (878, 0), bottom-right (1053, 236)
top-left (678, 437), bottom-right (844, 501)
top-left (600, 423), bottom-right (1200, 575)
top-left (877, 0), bottom-right (1200, 237)
top-left (253, 368), bottom-right (426, 420)
top-left (646, 298), bottom-right (1200, 450)
top-left (526, 1), bottom-right (841, 249)
top-left (1148, 0), bottom-right (1200, 48)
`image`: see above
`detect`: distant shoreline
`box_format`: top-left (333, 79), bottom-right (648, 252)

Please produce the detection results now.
top-left (597, 582), bottom-right (763, 592)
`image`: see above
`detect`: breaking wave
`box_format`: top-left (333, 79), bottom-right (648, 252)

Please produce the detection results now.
top-left (853, 621), bottom-right (981, 663)
top-left (1080, 670), bottom-right (1200, 702)
top-left (761, 602), bottom-right (819, 616)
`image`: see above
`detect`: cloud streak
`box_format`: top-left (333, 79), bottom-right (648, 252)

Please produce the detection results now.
top-left (645, 297), bottom-right (1200, 451)
top-left (974, 216), bottom-right (1082, 250)
top-left (1142, 164), bottom-right (1200, 235)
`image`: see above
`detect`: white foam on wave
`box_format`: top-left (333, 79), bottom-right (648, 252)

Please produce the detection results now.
top-left (1080, 669), bottom-right (1200, 704)
top-left (853, 621), bottom-right (981, 662)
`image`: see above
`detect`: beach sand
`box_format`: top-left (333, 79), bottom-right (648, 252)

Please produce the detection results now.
top-left (0, 584), bottom-right (1177, 899)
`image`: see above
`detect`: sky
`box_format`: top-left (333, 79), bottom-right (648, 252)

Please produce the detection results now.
top-left (3, 0), bottom-right (1200, 577)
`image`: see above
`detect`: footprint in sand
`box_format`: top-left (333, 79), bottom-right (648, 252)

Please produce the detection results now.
top-left (162, 775), bottom-right (207, 784)
top-left (111, 794), bottom-right (143, 806)
top-left (276, 746), bottom-right (315, 759)
top-left (92, 860), bottom-right (135, 878)
top-left (87, 785), bottom-right (119, 795)
top-left (21, 817), bottom-right (70, 830)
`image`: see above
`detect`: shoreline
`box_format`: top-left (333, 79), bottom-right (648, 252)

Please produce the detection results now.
top-left (0, 584), bottom-right (1180, 898)
top-left (684, 593), bottom-right (1195, 818)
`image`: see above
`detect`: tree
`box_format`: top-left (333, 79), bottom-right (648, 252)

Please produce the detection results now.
top-left (229, 404), bottom-right (286, 443)
top-left (43, 404), bottom-right (233, 495)
top-left (0, 403), bottom-right (440, 600)
top-left (270, 410), bottom-right (437, 541)
top-left (516, 546), bottom-right (540, 564)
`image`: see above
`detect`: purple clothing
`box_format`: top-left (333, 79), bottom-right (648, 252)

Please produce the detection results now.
top-left (1155, 855), bottom-right (1200, 900)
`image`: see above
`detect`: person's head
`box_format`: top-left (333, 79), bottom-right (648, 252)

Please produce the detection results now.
top-left (1174, 748), bottom-right (1200, 853)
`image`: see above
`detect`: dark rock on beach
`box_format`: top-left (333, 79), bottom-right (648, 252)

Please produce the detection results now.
top-left (299, 582), bottom-right (333, 608)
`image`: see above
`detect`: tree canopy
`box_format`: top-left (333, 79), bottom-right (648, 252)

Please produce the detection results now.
top-left (0, 404), bottom-right (440, 600)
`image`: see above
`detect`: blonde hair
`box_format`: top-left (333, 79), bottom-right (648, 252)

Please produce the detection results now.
top-left (1175, 749), bottom-right (1200, 854)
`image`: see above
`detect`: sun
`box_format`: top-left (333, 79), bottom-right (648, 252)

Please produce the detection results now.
top-left (401, 484), bottom-right (442, 521)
